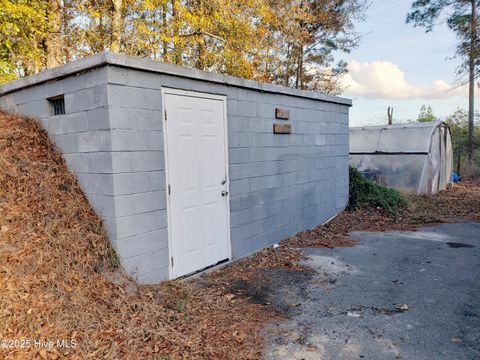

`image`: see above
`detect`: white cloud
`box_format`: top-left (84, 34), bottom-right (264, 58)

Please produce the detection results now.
top-left (341, 60), bottom-right (467, 99)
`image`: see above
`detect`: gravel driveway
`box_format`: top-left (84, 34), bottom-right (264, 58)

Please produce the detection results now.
top-left (261, 222), bottom-right (480, 360)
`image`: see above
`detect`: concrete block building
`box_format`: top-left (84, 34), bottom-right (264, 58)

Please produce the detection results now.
top-left (0, 53), bottom-right (351, 283)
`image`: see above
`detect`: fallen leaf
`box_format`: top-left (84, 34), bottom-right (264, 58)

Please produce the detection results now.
top-left (395, 304), bottom-right (409, 312)
top-left (452, 337), bottom-right (463, 344)
top-left (233, 331), bottom-right (246, 343)
top-left (347, 310), bottom-right (362, 317)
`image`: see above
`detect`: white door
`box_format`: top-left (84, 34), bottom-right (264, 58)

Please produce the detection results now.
top-left (163, 88), bottom-right (231, 278)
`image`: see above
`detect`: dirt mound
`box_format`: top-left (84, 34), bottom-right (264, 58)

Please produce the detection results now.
top-left (0, 112), bottom-right (271, 359)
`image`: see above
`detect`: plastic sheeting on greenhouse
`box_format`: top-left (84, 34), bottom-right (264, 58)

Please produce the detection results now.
top-left (349, 120), bottom-right (453, 195)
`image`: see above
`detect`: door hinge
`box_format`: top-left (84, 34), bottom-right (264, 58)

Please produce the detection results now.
top-left (168, 184), bottom-right (171, 195)
top-left (164, 110), bottom-right (167, 121)
top-left (170, 256), bottom-right (174, 267)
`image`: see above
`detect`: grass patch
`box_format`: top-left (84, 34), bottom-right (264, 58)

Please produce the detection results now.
top-left (110, 253), bottom-right (121, 269)
top-left (348, 166), bottom-right (408, 215)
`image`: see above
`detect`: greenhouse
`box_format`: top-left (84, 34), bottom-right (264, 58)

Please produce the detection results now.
top-left (349, 120), bottom-right (453, 195)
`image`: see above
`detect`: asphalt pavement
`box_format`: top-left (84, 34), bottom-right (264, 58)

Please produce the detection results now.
top-left (262, 222), bottom-right (480, 360)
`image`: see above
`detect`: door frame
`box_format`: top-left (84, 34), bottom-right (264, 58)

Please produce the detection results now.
top-left (161, 87), bottom-right (231, 279)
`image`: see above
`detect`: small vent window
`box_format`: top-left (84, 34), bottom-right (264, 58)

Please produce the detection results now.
top-left (49, 96), bottom-right (65, 115)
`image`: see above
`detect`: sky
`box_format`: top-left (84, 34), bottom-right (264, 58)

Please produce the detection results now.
top-left (339, 0), bottom-right (477, 126)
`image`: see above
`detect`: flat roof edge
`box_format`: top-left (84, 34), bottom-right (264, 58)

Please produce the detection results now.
top-left (0, 52), bottom-right (352, 106)
top-left (350, 151), bottom-right (429, 155)
top-left (0, 52), bottom-right (108, 96)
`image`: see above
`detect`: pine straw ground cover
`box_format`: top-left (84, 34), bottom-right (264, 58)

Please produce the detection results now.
top-left (1, 111), bottom-right (479, 359)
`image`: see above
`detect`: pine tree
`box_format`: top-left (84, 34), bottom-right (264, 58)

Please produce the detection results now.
top-left (407, 0), bottom-right (479, 163)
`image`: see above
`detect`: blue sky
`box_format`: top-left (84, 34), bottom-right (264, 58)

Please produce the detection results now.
top-left (340, 0), bottom-right (476, 126)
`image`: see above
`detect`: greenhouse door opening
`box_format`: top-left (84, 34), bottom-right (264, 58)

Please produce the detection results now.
top-left (163, 89), bottom-right (231, 279)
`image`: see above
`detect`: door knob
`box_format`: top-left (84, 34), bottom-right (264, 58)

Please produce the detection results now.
top-left (221, 190), bottom-right (228, 197)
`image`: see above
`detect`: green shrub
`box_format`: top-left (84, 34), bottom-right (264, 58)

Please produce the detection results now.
top-left (348, 166), bottom-right (408, 215)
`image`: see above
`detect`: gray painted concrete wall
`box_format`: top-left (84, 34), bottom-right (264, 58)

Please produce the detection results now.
top-left (105, 68), bottom-right (168, 283)
top-left (0, 54), bottom-right (350, 284)
top-left (0, 66), bottom-right (119, 250)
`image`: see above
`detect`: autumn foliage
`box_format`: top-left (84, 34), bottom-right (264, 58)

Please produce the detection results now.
top-left (0, 0), bottom-right (367, 94)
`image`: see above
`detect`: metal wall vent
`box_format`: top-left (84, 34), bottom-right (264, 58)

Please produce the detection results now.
top-left (49, 95), bottom-right (65, 115)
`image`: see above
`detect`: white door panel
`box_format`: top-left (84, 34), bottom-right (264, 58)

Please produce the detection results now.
top-left (163, 89), bottom-right (230, 278)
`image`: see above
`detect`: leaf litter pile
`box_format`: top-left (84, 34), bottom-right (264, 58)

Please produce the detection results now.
top-left (1, 111), bottom-right (479, 359)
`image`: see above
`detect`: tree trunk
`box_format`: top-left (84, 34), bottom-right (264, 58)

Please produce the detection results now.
top-left (172, 0), bottom-right (182, 65)
top-left (110, 0), bottom-right (123, 53)
top-left (457, 145), bottom-right (462, 175)
top-left (62, 2), bottom-right (71, 63)
top-left (194, 0), bottom-right (205, 70)
top-left (162, 3), bottom-right (168, 60)
top-left (196, 37), bottom-right (206, 70)
top-left (467, 0), bottom-right (477, 163)
top-left (45, 0), bottom-right (62, 69)
top-left (285, 43), bottom-right (292, 87)
top-left (295, 46), bottom-right (304, 89)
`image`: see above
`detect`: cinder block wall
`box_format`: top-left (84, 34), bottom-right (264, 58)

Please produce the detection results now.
top-left (0, 53), bottom-right (350, 284)
top-left (0, 67), bottom-right (120, 243)
top-left (105, 67), bottom-right (168, 283)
